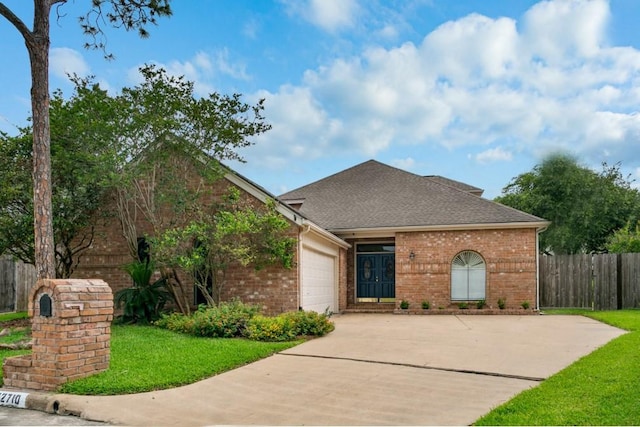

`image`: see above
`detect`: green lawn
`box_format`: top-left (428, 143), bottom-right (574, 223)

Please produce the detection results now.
top-left (0, 312), bottom-right (31, 386)
top-left (0, 315), bottom-right (301, 394)
top-left (475, 309), bottom-right (640, 426)
top-left (59, 325), bottom-right (301, 395)
top-left (0, 312), bottom-right (28, 323)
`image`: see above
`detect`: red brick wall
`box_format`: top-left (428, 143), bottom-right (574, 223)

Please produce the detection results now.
top-left (338, 247), bottom-right (348, 312)
top-left (345, 229), bottom-right (538, 311)
top-left (3, 279), bottom-right (113, 391)
top-left (221, 225), bottom-right (300, 315)
top-left (72, 175), bottom-right (301, 316)
top-left (395, 228), bottom-right (538, 310)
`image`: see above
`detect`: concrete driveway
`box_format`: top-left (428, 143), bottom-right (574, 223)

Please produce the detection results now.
top-left (37, 314), bottom-right (624, 426)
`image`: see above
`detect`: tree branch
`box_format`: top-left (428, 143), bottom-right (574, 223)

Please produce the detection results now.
top-left (0, 2), bottom-right (34, 43)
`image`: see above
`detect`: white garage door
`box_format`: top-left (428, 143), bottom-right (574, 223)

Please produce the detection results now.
top-left (301, 247), bottom-right (336, 314)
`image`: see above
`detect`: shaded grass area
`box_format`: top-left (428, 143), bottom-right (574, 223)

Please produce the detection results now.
top-left (0, 312), bottom-right (28, 323)
top-left (59, 325), bottom-right (301, 395)
top-left (0, 312), bottom-right (31, 386)
top-left (475, 309), bottom-right (640, 426)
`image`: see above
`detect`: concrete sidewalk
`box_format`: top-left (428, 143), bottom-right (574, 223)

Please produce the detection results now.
top-left (21, 314), bottom-right (625, 426)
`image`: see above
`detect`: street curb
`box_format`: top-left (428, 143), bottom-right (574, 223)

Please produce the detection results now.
top-left (2, 389), bottom-right (89, 417)
top-left (0, 389), bottom-right (61, 414)
top-left (25, 391), bottom-right (55, 412)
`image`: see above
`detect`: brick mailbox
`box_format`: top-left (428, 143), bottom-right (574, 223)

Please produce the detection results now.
top-left (3, 279), bottom-right (113, 391)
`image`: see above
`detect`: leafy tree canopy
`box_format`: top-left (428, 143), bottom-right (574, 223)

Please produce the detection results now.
top-left (152, 187), bottom-right (296, 307)
top-left (0, 0), bottom-right (173, 279)
top-left (0, 79), bottom-right (120, 277)
top-left (605, 222), bottom-right (640, 253)
top-left (495, 153), bottom-right (640, 254)
top-left (0, 65), bottom-right (271, 280)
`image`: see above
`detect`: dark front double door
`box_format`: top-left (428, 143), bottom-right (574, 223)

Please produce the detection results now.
top-left (356, 253), bottom-right (395, 301)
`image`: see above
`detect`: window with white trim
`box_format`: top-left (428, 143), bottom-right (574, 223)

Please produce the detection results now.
top-left (451, 250), bottom-right (486, 301)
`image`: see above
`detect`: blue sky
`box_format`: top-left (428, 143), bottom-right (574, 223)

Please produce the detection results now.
top-left (1, 0), bottom-right (640, 198)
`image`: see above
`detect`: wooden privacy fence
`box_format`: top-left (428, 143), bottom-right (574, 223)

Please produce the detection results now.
top-left (540, 253), bottom-right (640, 310)
top-left (0, 256), bottom-right (37, 312)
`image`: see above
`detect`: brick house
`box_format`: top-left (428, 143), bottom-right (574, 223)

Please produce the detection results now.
top-left (75, 159), bottom-right (548, 314)
top-left (74, 163), bottom-right (350, 316)
top-left (279, 160), bottom-right (549, 312)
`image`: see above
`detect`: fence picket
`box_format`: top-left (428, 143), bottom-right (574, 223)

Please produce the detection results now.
top-left (0, 257), bottom-right (36, 312)
top-left (540, 253), bottom-right (640, 310)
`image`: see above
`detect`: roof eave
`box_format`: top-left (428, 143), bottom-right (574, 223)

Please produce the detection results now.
top-left (303, 221), bottom-right (351, 249)
top-left (331, 221), bottom-right (552, 239)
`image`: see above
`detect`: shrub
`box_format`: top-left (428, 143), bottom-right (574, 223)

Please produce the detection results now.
top-left (245, 315), bottom-right (297, 342)
top-left (421, 300), bottom-right (430, 310)
top-left (154, 311), bottom-right (193, 334)
top-left (282, 310), bottom-right (335, 337)
top-left (498, 298), bottom-right (506, 310)
top-left (400, 300), bottom-right (410, 309)
top-left (458, 302), bottom-right (468, 309)
top-left (521, 301), bottom-right (531, 310)
top-left (156, 304), bottom-right (334, 342)
top-left (115, 261), bottom-right (173, 324)
top-left (155, 300), bottom-right (259, 337)
top-left (476, 299), bottom-right (486, 309)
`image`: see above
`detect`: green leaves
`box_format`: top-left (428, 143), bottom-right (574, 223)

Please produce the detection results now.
top-left (605, 222), bottom-right (640, 253)
top-left (115, 261), bottom-right (173, 323)
top-left (0, 81), bottom-right (119, 277)
top-left (152, 189), bottom-right (295, 306)
top-left (116, 64), bottom-right (270, 169)
top-left (496, 153), bottom-right (640, 254)
top-left (79, 1), bottom-right (173, 57)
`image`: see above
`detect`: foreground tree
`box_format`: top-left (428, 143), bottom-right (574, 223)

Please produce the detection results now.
top-left (1, 65), bottom-right (272, 308)
top-left (110, 65), bottom-right (271, 313)
top-left (0, 80), bottom-right (120, 277)
top-left (153, 188), bottom-right (296, 306)
top-left (0, 0), bottom-right (172, 279)
top-left (496, 153), bottom-right (640, 254)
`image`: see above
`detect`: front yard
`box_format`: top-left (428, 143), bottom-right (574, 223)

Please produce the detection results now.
top-left (475, 309), bottom-right (640, 425)
top-left (2, 309), bottom-right (639, 425)
top-left (59, 325), bottom-right (300, 395)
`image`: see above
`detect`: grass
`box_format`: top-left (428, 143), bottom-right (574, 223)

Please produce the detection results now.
top-left (475, 309), bottom-right (640, 426)
top-left (0, 312), bottom-right (31, 386)
top-left (59, 325), bottom-right (301, 395)
top-left (0, 313), bottom-right (301, 393)
top-left (0, 312), bottom-right (28, 322)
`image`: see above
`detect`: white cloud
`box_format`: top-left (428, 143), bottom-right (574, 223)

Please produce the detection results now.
top-left (247, 85), bottom-right (345, 167)
top-left (475, 147), bottom-right (513, 164)
top-left (242, 17), bottom-right (260, 39)
top-left (391, 157), bottom-right (416, 171)
top-left (522, 0), bottom-right (610, 64)
top-left (50, 48), bottom-right (90, 79)
top-left (214, 48), bottom-right (250, 81)
top-left (281, 0), bottom-right (360, 33)
top-left (250, 0), bottom-right (640, 174)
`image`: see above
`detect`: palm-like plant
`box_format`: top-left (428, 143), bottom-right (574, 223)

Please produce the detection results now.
top-left (115, 261), bottom-right (173, 323)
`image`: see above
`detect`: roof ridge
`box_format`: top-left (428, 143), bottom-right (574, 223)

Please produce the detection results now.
top-left (280, 159), bottom-right (381, 198)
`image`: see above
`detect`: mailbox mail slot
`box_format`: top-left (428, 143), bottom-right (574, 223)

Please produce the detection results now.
top-left (39, 294), bottom-right (52, 317)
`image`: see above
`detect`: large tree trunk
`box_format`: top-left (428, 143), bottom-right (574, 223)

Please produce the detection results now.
top-left (27, 0), bottom-right (56, 279)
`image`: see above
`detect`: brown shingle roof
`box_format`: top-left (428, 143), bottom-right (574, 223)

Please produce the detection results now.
top-left (424, 175), bottom-right (484, 196)
top-left (279, 160), bottom-right (546, 231)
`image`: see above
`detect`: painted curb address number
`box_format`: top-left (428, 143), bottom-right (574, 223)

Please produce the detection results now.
top-left (0, 391), bottom-right (28, 408)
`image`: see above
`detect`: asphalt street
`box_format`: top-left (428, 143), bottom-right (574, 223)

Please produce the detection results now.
top-left (0, 406), bottom-right (107, 425)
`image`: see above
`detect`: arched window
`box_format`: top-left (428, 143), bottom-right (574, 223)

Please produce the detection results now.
top-left (451, 251), bottom-right (486, 301)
